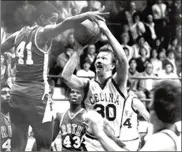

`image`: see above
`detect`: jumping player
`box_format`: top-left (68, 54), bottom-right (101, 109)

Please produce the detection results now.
top-left (84, 80), bottom-right (181, 151)
top-left (61, 19), bottom-right (149, 151)
top-left (1, 2), bottom-right (107, 151)
top-left (52, 89), bottom-right (86, 151)
top-left (1, 84), bottom-right (12, 151)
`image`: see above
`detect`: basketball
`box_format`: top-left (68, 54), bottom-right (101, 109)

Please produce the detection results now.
top-left (74, 19), bottom-right (100, 46)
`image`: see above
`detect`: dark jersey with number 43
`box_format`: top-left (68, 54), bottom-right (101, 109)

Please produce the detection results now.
top-left (59, 108), bottom-right (86, 151)
top-left (1, 113), bottom-right (12, 151)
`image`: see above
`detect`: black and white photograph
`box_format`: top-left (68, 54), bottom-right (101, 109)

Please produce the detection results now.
top-left (1, 0), bottom-right (181, 151)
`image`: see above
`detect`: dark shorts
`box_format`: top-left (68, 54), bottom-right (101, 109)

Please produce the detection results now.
top-left (9, 82), bottom-right (53, 148)
top-left (9, 94), bottom-right (52, 125)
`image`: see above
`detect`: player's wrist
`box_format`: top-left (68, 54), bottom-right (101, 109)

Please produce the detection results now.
top-left (96, 131), bottom-right (106, 139)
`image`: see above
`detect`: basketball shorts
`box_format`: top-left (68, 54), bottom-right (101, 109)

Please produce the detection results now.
top-left (9, 82), bottom-right (53, 125)
top-left (9, 93), bottom-right (53, 125)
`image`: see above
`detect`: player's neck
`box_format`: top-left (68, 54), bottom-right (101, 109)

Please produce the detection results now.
top-left (153, 120), bottom-right (175, 133)
top-left (96, 72), bottom-right (112, 84)
top-left (70, 104), bottom-right (82, 114)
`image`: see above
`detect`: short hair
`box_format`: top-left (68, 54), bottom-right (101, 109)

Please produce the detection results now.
top-left (129, 58), bottom-right (137, 65)
top-left (152, 80), bottom-right (181, 123)
top-left (35, 2), bottom-right (58, 20)
top-left (166, 50), bottom-right (174, 57)
top-left (165, 61), bottom-right (174, 71)
top-left (98, 44), bottom-right (116, 64)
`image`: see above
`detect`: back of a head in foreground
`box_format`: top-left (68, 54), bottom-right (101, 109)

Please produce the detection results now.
top-left (152, 80), bottom-right (181, 124)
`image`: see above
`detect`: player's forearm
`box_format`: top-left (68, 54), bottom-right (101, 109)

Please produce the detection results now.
top-left (61, 51), bottom-right (80, 81)
top-left (103, 27), bottom-right (128, 65)
top-left (97, 132), bottom-right (127, 151)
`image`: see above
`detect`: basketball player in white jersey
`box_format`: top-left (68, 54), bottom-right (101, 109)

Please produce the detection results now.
top-left (51, 88), bottom-right (87, 151)
top-left (61, 19), bottom-right (149, 151)
top-left (84, 80), bottom-right (181, 151)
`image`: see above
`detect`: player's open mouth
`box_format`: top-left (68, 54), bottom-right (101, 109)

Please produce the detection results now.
top-left (96, 64), bottom-right (103, 69)
top-left (71, 98), bottom-right (77, 101)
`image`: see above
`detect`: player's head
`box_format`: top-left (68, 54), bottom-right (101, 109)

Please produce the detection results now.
top-left (149, 80), bottom-right (181, 127)
top-left (95, 44), bottom-right (116, 77)
top-left (1, 84), bottom-right (10, 113)
top-left (69, 89), bottom-right (83, 105)
top-left (35, 2), bottom-right (58, 26)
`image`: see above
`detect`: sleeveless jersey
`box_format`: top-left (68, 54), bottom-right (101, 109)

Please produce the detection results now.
top-left (119, 95), bottom-right (139, 141)
top-left (59, 108), bottom-right (86, 151)
top-left (161, 129), bottom-right (181, 151)
top-left (14, 26), bottom-right (52, 82)
top-left (1, 113), bottom-right (12, 151)
top-left (84, 78), bottom-right (126, 137)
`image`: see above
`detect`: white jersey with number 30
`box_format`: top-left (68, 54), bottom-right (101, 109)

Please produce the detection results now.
top-left (84, 77), bottom-right (126, 137)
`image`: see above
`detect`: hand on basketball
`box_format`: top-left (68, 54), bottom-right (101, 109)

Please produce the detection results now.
top-left (95, 19), bottom-right (108, 32)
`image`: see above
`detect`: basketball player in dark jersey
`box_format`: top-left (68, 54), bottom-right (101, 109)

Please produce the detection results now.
top-left (85, 80), bottom-right (181, 151)
top-left (52, 89), bottom-right (86, 151)
top-left (1, 84), bottom-right (12, 151)
top-left (1, 2), bottom-right (107, 151)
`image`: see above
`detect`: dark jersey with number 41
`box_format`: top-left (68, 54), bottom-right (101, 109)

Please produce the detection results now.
top-left (59, 108), bottom-right (86, 151)
top-left (1, 113), bottom-right (12, 151)
top-left (14, 26), bottom-right (52, 82)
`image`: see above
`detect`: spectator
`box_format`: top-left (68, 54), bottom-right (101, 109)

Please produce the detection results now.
top-left (56, 47), bottom-right (75, 72)
top-left (145, 14), bottom-right (157, 47)
top-left (76, 59), bottom-right (95, 78)
top-left (80, 44), bottom-right (97, 72)
top-left (152, 0), bottom-right (167, 39)
top-left (136, 47), bottom-right (150, 72)
top-left (162, 50), bottom-right (177, 74)
top-left (129, 12), bottom-right (146, 41)
top-left (150, 48), bottom-right (162, 75)
top-left (128, 58), bottom-right (140, 92)
top-left (138, 62), bottom-right (157, 98)
top-left (158, 48), bottom-right (166, 61)
top-left (132, 36), bottom-right (150, 58)
top-left (169, 0), bottom-right (182, 37)
top-left (158, 62), bottom-right (179, 81)
top-left (154, 38), bottom-right (163, 52)
top-left (168, 37), bottom-right (178, 52)
top-left (65, 32), bottom-right (75, 48)
top-left (174, 45), bottom-right (181, 75)
top-left (125, 1), bottom-right (137, 25)
top-left (120, 34), bottom-right (133, 61)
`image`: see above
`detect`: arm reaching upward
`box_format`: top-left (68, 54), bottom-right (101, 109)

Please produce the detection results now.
top-left (96, 20), bottom-right (128, 96)
top-left (39, 11), bottom-right (109, 41)
top-left (61, 42), bottom-right (88, 93)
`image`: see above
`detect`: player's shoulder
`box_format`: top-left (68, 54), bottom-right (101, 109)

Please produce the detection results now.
top-left (141, 131), bottom-right (176, 151)
top-left (56, 112), bottom-right (64, 121)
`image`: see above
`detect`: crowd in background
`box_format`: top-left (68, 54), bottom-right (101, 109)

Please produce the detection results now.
top-left (1, 0), bottom-right (182, 101)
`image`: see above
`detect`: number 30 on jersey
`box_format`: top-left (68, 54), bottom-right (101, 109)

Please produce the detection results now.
top-left (15, 41), bottom-right (33, 65)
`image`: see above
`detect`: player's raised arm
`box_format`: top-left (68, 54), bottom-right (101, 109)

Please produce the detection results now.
top-left (61, 42), bottom-right (89, 92)
top-left (96, 20), bottom-right (128, 94)
top-left (38, 2), bottom-right (109, 41)
top-left (1, 31), bottom-right (20, 54)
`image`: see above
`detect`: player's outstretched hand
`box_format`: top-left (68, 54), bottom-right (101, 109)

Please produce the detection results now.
top-left (68, 11), bottom-right (110, 25)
